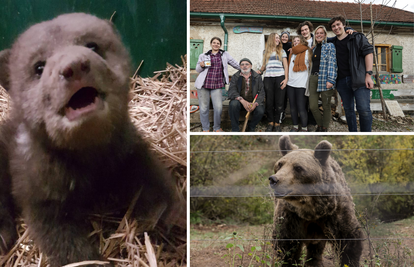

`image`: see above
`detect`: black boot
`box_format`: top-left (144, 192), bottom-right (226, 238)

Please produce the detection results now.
top-left (265, 123), bottom-right (274, 132)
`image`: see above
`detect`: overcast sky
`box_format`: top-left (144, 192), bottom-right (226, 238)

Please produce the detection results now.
top-left (318, 0), bottom-right (414, 12)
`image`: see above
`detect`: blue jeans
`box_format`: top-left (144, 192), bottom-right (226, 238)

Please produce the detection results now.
top-left (336, 76), bottom-right (372, 132)
top-left (197, 87), bottom-right (223, 131)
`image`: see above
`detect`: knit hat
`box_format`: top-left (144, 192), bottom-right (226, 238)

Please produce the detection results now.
top-left (239, 58), bottom-right (252, 65)
top-left (280, 31), bottom-right (290, 39)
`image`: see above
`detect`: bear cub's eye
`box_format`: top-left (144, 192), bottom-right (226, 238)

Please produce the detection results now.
top-left (294, 166), bottom-right (303, 172)
top-left (278, 162), bottom-right (283, 168)
top-left (34, 61), bottom-right (46, 77)
top-left (86, 42), bottom-right (99, 52)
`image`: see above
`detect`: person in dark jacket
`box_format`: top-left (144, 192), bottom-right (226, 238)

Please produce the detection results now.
top-left (228, 58), bottom-right (265, 132)
top-left (328, 16), bottom-right (374, 132)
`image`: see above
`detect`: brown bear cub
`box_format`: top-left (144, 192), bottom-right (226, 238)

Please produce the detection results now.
top-left (0, 13), bottom-right (179, 266)
top-left (269, 136), bottom-right (363, 267)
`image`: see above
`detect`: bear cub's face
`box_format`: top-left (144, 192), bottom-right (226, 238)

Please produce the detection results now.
top-left (6, 13), bottom-right (131, 149)
top-left (269, 150), bottom-right (324, 200)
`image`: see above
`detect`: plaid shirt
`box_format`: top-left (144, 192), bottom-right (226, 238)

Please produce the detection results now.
top-left (313, 41), bottom-right (337, 92)
top-left (203, 52), bottom-right (225, 89)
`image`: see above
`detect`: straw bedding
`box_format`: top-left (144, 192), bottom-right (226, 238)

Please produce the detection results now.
top-left (0, 56), bottom-right (187, 267)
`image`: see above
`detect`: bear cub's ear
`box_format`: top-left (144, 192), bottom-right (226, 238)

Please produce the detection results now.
top-left (0, 49), bottom-right (10, 91)
top-left (314, 140), bottom-right (332, 165)
top-left (279, 135), bottom-right (298, 156)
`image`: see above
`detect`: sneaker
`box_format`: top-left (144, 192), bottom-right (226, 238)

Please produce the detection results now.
top-left (315, 126), bottom-right (322, 132)
top-left (290, 127), bottom-right (299, 132)
top-left (273, 125), bottom-right (281, 132)
top-left (321, 127), bottom-right (328, 132)
top-left (265, 124), bottom-right (274, 132)
top-left (214, 128), bottom-right (224, 132)
top-left (301, 128), bottom-right (308, 132)
top-left (203, 130), bottom-right (209, 132)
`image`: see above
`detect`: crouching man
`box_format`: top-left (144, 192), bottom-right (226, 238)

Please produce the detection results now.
top-left (228, 58), bottom-right (265, 132)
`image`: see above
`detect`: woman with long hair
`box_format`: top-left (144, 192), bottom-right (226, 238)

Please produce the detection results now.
top-left (257, 33), bottom-right (288, 132)
top-left (309, 25), bottom-right (338, 132)
top-left (286, 36), bottom-right (312, 132)
top-left (195, 37), bottom-right (240, 132)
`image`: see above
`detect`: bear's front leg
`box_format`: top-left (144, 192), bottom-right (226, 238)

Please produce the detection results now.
top-left (305, 241), bottom-right (326, 267)
top-left (0, 148), bottom-right (17, 255)
top-left (0, 203), bottom-right (17, 255)
top-left (338, 238), bottom-right (362, 267)
top-left (335, 214), bottom-right (363, 267)
top-left (23, 202), bottom-right (110, 267)
top-left (273, 234), bottom-right (303, 267)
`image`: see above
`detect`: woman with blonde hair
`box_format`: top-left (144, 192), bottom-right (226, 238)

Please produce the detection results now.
top-left (309, 25), bottom-right (337, 132)
top-left (257, 33), bottom-right (288, 132)
top-left (286, 36), bottom-right (312, 132)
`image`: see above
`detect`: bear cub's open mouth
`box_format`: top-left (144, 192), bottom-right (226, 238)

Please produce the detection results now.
top-left (65, 87), bottom-right (103, 121)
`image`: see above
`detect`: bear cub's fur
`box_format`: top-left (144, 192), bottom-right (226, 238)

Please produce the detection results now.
top-left (0, 13), bottom-right (179, 267)
top-left (269, 136), bottom-right (363, 267)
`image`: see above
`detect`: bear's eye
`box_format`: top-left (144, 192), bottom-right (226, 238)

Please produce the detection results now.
top-left (294, 166), bottom-right (303, 172)
top-left (34, 61), bottom-right (46, 77)
top-left (278, 162), bottom-right (283, 168)
top-left (85, 42), bottom-right (99, 52)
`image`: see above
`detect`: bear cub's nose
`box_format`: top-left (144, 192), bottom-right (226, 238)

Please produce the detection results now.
top-left (61, 59), bottom-right (91, 79)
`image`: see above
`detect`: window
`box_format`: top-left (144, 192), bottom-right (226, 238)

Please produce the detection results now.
top-left (373, 44), bottom-right (391, 72)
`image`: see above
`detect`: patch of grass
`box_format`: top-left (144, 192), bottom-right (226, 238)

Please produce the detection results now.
top-left (191, 216), bottom-right (414, 266)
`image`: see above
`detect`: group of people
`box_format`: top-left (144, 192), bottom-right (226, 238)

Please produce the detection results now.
top-left (195, 16), bottom-right (374, 132)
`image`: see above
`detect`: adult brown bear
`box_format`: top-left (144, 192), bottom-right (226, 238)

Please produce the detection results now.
top-left (0, 13), bottom-right (179, 267)
top-left (269, 135), bottom-right (363, 267)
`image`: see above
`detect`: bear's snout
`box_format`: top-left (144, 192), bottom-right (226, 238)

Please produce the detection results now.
top-left (60, 59), bottom-right (91, 80)
top-left (269, 175), bottom-right (278, 186)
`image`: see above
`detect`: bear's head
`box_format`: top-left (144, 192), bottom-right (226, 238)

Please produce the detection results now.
top-left (269, 135), bottom-right (332, 201)
top-left (0, 13), bottom-right (131, 150)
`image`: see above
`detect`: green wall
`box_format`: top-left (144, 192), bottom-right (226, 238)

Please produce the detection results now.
top-left (0, 0), bottom-right (186, 77)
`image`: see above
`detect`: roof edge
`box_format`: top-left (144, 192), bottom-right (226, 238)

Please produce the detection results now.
top-left (190, 12), bottom-right (414, 28)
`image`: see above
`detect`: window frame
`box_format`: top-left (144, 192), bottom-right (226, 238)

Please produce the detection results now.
top-left (373, 44), bottom-right (392, 73)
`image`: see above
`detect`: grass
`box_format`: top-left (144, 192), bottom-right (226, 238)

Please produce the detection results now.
top-left (190, 216), bottom-right (414, 266)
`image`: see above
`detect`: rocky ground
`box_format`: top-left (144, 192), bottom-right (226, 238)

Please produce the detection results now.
top-left (190, 112), bottom-right (414, 132)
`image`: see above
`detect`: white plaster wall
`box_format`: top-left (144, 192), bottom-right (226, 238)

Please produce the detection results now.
top-left (374, 34), bottom-right (414, 75)
top-left (190, 24), bottom-right (292, 77)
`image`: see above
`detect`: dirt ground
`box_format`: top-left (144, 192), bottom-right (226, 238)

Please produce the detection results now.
top-left (190, 112), bottom-right (414, 132)
top-left (190, 217), bottom-right (414, 267)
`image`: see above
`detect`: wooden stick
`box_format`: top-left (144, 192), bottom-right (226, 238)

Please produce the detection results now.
top-left (241, 94), bottom-right (258, 132)
top-left (370, 3), bottom-right (388, 121)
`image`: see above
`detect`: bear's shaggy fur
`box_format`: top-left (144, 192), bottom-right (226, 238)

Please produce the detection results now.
top-left (269, 136), bottom-right (363, 267)
top-left (0, 13), bottom-right (179, 267)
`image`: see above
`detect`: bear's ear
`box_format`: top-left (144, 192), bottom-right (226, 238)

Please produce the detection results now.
top-left (314, 140), bottom-right (332, 165)
top-left (279, 135), bottom-right (298, 156)
top-left (0, 49), bottom-right (10, 91)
